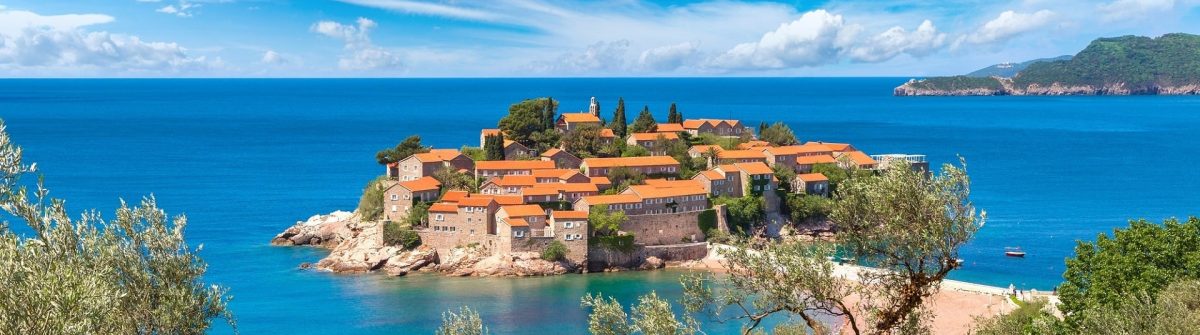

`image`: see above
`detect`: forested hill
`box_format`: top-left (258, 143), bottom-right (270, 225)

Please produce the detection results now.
top-left (896, 33), bottom-right (1200, 96)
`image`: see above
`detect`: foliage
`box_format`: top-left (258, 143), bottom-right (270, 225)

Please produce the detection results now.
top-left (907, 76), bottom-right (1005, 91)
top-left (713, 196), bottom-right (764, 235)
top-left (375, 135), bottom-right (430, 165)
top-left (589, 206), bottom-right (628, 236)
top-left (483, 134), bottom-right (505, 161)
top-left (970, 298), bottom-right (1058, 335)
top-left (607, 167), bottom-right (647, 193)
top-left (811, 163), bottom-right (850, 193)
top-left (435, 306), bottom-right (489, 335)
top-left (581, 292), bottom-right (698, 335)
top-left (600, 140), bottom-right (626, 158)
top-left (383, 222), bottom-right (421, 250)
top-left (1057, 217), bottom-right (1200, 329)
top-left (1076, 279), bottom-right (1200, 335)
top-left (786, 194), bottom-right (833, 223)
top-left (0, 121), bottom-right (234, 333)
top-left (542, 240), bottom-right (568, 262)
top-left (758, 122), bottom-right (799, 146)
top-left (528, 129), bottom-right (562, 153)
top-left (622, 145), bottom-right (651, 158)
top-left (433, 166), bottom-right (476, 192)
top-left (610, 97), bottom-right (628, 138)
top-left (694, 133), bottom-right (742, 150)
top-left (697, 209), bottom-right (717, 233)
top-left (357, 175), bottom-right (388, 221)
top-left (703, 229), bottom-right (731, 244)
top-left (773, 165), bottom-right (796, 192)
top-left (562, 124), bottom-right (606, 158)
top-left (666, 103), bottom-right (682, 124)
top-left (628, 106), bottom-right (658, 134)
top-left (498, 97), bottom-right (557, 150)
top-left (461, 146), bottom-right (486, 161)
top-left (405, 202), bottom-right (431, 227)
top-left (592, 235), bottom-right (637, 253)
top-left (831, 158), bottom-right (984, 331)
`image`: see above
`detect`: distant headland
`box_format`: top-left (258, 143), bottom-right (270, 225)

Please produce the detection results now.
top-left (895, 33), bottom-right (1200, 96)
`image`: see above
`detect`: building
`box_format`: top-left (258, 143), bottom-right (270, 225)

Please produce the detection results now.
top-left (540, 148), bottom-right (582, 169)
top-left (383, 176), bottom-right (443, 222)
top-left (713, 150), bottom-right (768, 165)
top-left (687, 145), bottom-right (724, 158)
top-left (760, 143), bottom-right (835, 172)
top-left (479, 175), bottom-right (537, 195)
top-left (795, 173), bottom-right (830, 196)
top-left (555, 113), bottom-right (603, 132)
top-left (692, 167), bottom-right (742, 197)
top-left (654, 123), bottom-right (685, 133)
top-left (522, 183), bottom-right (600, 204)
top-left (579, 156), bottom-right (681, 178)
top-left (503, 140), bottom-right (537, 159)
top-left (548, 211), bottom-right (589, 263)
top-left (531, 168), bottom-right (591, 184)
top-left (598, 128), bottom-right (617, 146)
top-left (475, 160), bottom-right (556, 178)
top-left (626, 132), bottom-right (680, 155)
top-left (682, 119), bottom-right (747, 137)
top-left (393, 149), bottom-right (475, 181)
top-left (622, 183), bottom-right (709, 214)
top-left (872, 154), bottom-right (929, 172)
top-left (835, 151), bottom-right (878, 170)
top-left (795, 155), bottom-right (837, 173)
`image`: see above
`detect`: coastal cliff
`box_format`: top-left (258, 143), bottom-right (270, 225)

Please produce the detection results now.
top-left (896, 33), bottom-right (1200, 96)
top-left (271, 211), bottom-right (575, 277)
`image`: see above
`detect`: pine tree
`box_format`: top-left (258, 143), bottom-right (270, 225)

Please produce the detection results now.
top-left (609, 97), bottom-right (628, 138)
top-left (758, 121), bottom-right (768, 135)
top-left (629, 106), bottom-right (658, 134)
top-left (541, 97), bottom-right (557, 131)
top-left (667, 103), bottom-right (680, 123)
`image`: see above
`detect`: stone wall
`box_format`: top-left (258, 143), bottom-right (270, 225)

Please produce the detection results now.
top-left (416, 230), bottom-right (498, 256)
top-left (623, 211), bottom-right (705, 245)
top-left (587, 242), bottom-right (709, 271)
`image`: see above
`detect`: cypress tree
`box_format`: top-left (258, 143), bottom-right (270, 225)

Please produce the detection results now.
top-left (541, 97), bottom-right (557, 131)
top-left (485, 134), bottom-right (506, 161)
top-left (629, 106), bottom-right (658, 134)
top-left (758, 121), bottom-right (768, 135)
top-left (668, 103), bottom-right (680, 123)
top-left (610, 97), bottom-right (628, 138)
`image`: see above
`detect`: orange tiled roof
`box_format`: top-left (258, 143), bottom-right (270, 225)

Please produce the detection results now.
top-left (522, 187), bottom-right (561, 196)
top-left (599, 128), bottom-right (615, 138)
top-left (682, 119), bottom-right (739, 129)
top-left (655, 123), bottom-right (685, 132)
top-left (501, 204), bottom-right (546, 217)
top-left (737, 140), bottom-right (770, 149)
top-left (696, 170), bottom-right (725, 180)
top-left (441, 190), bottom-right (469, 203)
top-left (490, 175), bottom-right (537, 187)
top-left (476, 160), bottom-right (556, 171)
top-left (838, 151), bottom-right (877, 166)
top-left (624, 184), bottom-right (708, 199)
top-left (467, 194), bottom-right (525, 205)
top-left (503, 217), bottom-right (530, 227)
top-left (429, 202), bottom-right (459, 213)
top-left (540, 148), bottom-right (563, 157)
top-left (531, 168), bottom-right (577, 178)
top-left (681, 120), bottom-right (706, 129)
top-left (458, 197), bottom-right (496, 207)
top-left (582, 156), bottom-right (680, 168)
top-left (796, 155), bottom-right (838, 165)
top-left (481, 129), bottom-right (502, 137)
top-left (797, 173), bottom-right (829, 182)
top-left (502, 140), bottom-right (527, 149)
top-left (560, 113), bottom-right (602, 123)
top-left (628, 132), bottom-right (679, 141)
top-left (732, 162), bottom-right (774, 175)
top-left (580, 194), bottom-right (642, 205)
top-left (644, 179), bottom-right (704, 188)
top-left (689, 145), bottom-right (725, 154)
top-left (412, 149), bottom-right (463, 163)
top-left (589, 176), bottom-right (611, 185)
top-left (762, 143), bottom-right (834, 156)
top-left (806, 142), bottom-right (854, 152)
top-left (717, 150), bottom-right (766, 159)
top-left (552, 210), bottom-right (589, 219)
top-left (399, 176), bottom-right (442, 192)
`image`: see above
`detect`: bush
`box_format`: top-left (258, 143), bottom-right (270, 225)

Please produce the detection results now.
top-left (542, 240), bottom-right (569, 261)
top-left (357, 176), bottom-right (388, 221)
top-left (697, 209), bottom-right (717, 232)
top-left (383, 222), bottom-right (422, 250)
top-left (704, 228), bottom-right (731, 244)
top-left (786, 194), bottom-right (833, 223)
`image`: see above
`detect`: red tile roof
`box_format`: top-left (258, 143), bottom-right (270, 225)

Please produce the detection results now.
top-left (599, 128), bottom-right (615, 138)
top-left (560, 113), bottom-right (602, 123)
top-left (398, 176), bottom-right (442, 192)
top-left (476, 160), bottom-right (556, 171)
top-left (503, 217), bottom-right (530, 227)
top-left (501, 204), bottom-right (546, 217)
top-left (838, 151), bottom-right (877, 167)
top-left (717, 150), bottom-right (766, 159)
top-left (763, 143), bottom-right (834, 156)
top-left (441, 190), bottom-right (469, 203)
top-left (796, 155), bottom-right (837, 165)
top-left (731, 162), bottom-right (774, 175)
top-left (552, 210), bottom-right (589, 219)
top-left (628, 132), bottom-right (679, 141)
top-left (655, 123), bottom-right (685, 132)
top-left (797, 173), bottom-right (829, 182)
top-left (579, 194), bottom-right (642, 205)
top-left (737, 141), bottom-right (770, 149)
top-left (458, 197), bottom-right (496, 207)
top-left (412, 149), bottom-right (464, 163)
top-left (624, 184), bottom-right (708, 199)
top-left (489, 175), bottom-right (537, 187)
top-left (582, 156), bottom-right (680, 168)
top-left (429, 202), bottom-right (459, 212)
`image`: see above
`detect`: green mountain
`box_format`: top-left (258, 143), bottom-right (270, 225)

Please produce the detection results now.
top-left (896, 33), bottom-right (1200, 95)
top-left (965, 55), bottom-right (1072, 78)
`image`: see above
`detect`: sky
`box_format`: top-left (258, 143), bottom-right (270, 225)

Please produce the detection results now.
top-left (0, 0), bottom-right (1197, 77)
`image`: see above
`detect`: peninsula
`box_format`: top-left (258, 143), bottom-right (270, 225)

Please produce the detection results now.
top-left (895, 33), bottom-right (1200, 96)
top-left (271, 97), bottom-right (928, 277)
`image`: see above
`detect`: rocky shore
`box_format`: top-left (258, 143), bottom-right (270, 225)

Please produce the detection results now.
top-left (271, 211), bottom-right (576, 277)
top-left (894, 78), bottom-right (1200, 96)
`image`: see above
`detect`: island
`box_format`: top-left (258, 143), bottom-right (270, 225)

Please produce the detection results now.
top-left (271, 97), bottom-right (929, 277)
top-left (895, 33), bottom-right (1200, 96)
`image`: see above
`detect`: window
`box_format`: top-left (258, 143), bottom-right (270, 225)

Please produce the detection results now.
top-left (403, 194), bottom-right (411, 200)
top-left (390, 194), bottom-right (399, 201)
top-left (565, 235), bottom-right (574, 241)
top-left (435, 214), bottom-right (445, 221)
top-left (465, 207), bottom-right (474, 213)
top-left (575, 234), bottom-right (582, 240)
top-left (515, 230), bottom-right (525, 238)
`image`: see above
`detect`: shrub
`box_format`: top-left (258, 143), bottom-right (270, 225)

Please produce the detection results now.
top-left (704, 229), bottom-right (731, 244)
top-left (357, 176), bottom-right (388, 221)
top-left (697, 209), bottom-right (717, 232)
top-left (542, 240), bottom-right (569, 262)
top-left (383, 222), bottom-right (422, 250)
top-left (786, 194), bottom-right (834, 223)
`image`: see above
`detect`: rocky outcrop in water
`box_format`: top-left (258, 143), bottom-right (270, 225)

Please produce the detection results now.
top-left (432, 245), bottom-right (575, 277)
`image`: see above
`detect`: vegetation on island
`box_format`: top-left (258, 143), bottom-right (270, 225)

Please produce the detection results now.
top-left (609, 98), bottom-right (628, 138)
top-left (542, 240), bottom-right (569, 262)
top-left (628, 106), bottom-right (658, 134)
top-left (498, 97), bottom-right (561, 152)
top-left (0, 121), bottom-right (234, 333)
top-left (758, 122), bottom-right (799, 146)
top-left (357, 175), bottom-right (389, 221)
top-left (375, 135), bottom-right (430, 165)
top-left (562, 124), bottom-right (608, 158)
top-left (666, 103), bottom-right (683, 124)
top-left (435, 307), bottom-right (489, 335)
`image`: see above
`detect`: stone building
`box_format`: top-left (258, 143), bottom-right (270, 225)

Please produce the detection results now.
top-left (383, 176), bottom-right (442, 222)
top-left (579, 156), bottom-right (681, 178)
top-left (393, 149), bottom-right (475, 182)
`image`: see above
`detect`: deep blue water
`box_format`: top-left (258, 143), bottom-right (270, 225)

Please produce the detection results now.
top-left (2, 78), bottom-right (1198, 334)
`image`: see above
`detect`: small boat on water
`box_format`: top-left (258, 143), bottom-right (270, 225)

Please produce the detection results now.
top-left (1004, 247), bottom-right (1026, 257)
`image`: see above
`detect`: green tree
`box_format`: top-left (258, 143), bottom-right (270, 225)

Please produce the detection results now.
top-left (461, 146), bottom-right (486, 161)
top-left (667, 103), bottom-right (682, 123)
top-left (542, 96), bottom-right (558, 130)
top-left (562, 124), bottom-right (605, 158)
top-left (433, 166), bottom-right (476, 192)
top-left (758, 121), bottom-right (767, 135)
top-left (786, 194), bottom-right (833, 223)
top-left (484, 134), bottom-right (505, 161)
top-left (529, 129), bottom-right (562, 153)
top-left (811, 163), bottom-right (850, 193)
top-left (759, 122), bottom-right (799, 146)
top-left (376, 135), bottom-right (431, 165)
top-left (436, 307), bottom-right (489, 335)
top-left (606, 167), bottom-right (646, 193)
top-left (357, 176), bottom-right (388, 221)
top-left (499, 97), bottom-right (556, 148)
top-left (713, 196), bottom-right (764, 234)
top-left (621, 145), bottom-right (651, 158)
top-left (970, 298), bottom-right (1058, 335)
top-left (405, 202), bottom-right (430, 227)
top-left (0, 121), bottom-right (234, 333)
top-left (588, 206), bottom-right (628, 236)
top-left (581, 292), bottom-right (698, 335)
top-left (629, 106), bottom-right (658, 134)
top-left (542, 240), bottom-right (568, 262)
top-left (1057, 217), bottom-right (1200, 329)
top-left (1077, 279), bottom-right (1200, 335)
top-left (610, 97), bottom-right (628, 138)
top-left (382, 222), bottom-right (422, 249)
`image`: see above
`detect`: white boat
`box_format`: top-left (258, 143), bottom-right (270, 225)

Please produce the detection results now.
top-left (1004, 247), bottom-right (1026, 257)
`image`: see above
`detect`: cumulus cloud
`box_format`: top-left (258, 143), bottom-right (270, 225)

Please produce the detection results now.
top-left (637, 42), bottom-right (700, 71)
top-left (157, 1), bottom-right (200, 17)
top-left (310, 17), bottom-right (403, 71)
top-left (962, 10), bottom-right (1056, 45)
top-left (529, 40), bottom-right (630, 73)
top-left (1098, 0), bottom-right (1178, 21)
top-left (0, 7), bottom-right (213, 75)
top-left (260, 50), bottom-right (294, 65)
top-left (706, 10), bottom-right (946, 70)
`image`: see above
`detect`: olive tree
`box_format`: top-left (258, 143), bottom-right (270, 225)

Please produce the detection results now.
top-left (0, 121), bottom-right (234, 333)
top-left (436, 307), bottom-right (489, 335)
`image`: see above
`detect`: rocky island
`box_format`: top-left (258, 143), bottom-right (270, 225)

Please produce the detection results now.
top-left (896, 33), bottom-right (1200, 96)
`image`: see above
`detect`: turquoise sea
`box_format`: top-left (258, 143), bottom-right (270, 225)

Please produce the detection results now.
top-left (3, 78), bottom-right (1199, 334)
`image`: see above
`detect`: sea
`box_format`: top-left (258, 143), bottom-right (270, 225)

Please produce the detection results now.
top-left (2, 78), bottom-right (1198, 334)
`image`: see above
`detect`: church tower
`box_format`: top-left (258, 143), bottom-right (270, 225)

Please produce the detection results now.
top-left (588, 97), bottom-right (599, 117)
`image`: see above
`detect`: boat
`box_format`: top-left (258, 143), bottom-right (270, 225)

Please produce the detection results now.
top-left (1004, 247), bottom-right (1026, 257)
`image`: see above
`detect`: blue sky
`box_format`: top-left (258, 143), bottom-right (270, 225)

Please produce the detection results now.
top-left (0, 0), bottom-right (1197, 77)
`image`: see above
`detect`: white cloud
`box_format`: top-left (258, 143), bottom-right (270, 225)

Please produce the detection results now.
top-left (638, 42), bottom-right (700, 71)
top-left (1098, 0), bottom-right (1177, 21)
top-left (706, 10), bottom-right (946, 70)
top-left (530, 40), bottom-right (630, 73)
top-left (0, 7), bottom-right (212, 75)
top-left (963, 10), bottom-right (1056, 45)
top-left (335, 0), bottom-right (501, 22)
top-left (311, 17), bottom-right (403, 71)
top-left (157, 1), bottom-right (200, 17)
top-left (261, 50), bottom-right (290, 65)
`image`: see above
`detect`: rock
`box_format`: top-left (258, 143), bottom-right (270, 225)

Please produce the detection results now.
top-left (299, 262), bottom-right (312, 270)
top-left (270, 211), bottom-right (356, 247)
top-left (382, 247), bottom-right (437, 277)
top-left (639, 256), bottom-right (665, 270)
top-left (434, 246), bottom-right (574, 277)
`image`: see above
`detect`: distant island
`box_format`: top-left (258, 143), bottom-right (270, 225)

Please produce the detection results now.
top-left (896, 33), bottom-right (1200, 96)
